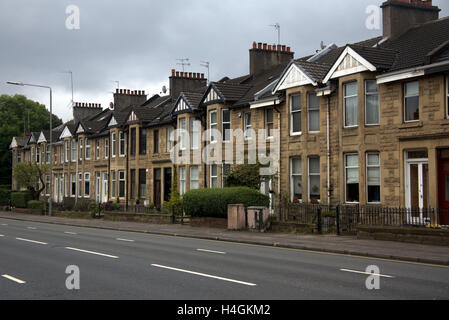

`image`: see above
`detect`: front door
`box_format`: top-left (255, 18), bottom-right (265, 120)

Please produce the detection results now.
top-left (163, 167), bottom-right (172, 202)
top-left (405, 150), bottom-right (429, 224)
top-left (95, 172), bottom-right (101, 203)
top-left (438, 149), bottom-right (449, 225)
top-left (154, 168), bottom-right (161, 210)
top-left (102, 172), bottom-right (108, 203)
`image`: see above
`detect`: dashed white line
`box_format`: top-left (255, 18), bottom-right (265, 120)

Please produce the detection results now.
top-left (65, 247), bottom-right (119, 259)
top-left (116, 238), bottom-right (135, 242)
top-left (340, 268), bottom-right (395, 278)
top-left (16, 238), bottom-right (47, 245)
top-left (151, 264), bottom-right (256, 286)
top-left (197, 249), bottom-right (226, 255)
top-left (27, 227), bottom-right (37, 230)
top-left (2, 274), bottom-right (26, 284)
top-left (64, 232), bottom-right (78, 235)
top-left (0, 224), bottom-right (7, 226)
top-left (0, 234), bottom-right (4, 237)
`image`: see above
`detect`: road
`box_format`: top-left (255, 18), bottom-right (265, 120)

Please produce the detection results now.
top-left (0, 217), bottom-right (448, 300)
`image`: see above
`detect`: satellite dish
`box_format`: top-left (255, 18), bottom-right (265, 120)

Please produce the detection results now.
top-left (162, 85), bottom-right (167, 94)
top-left (109, 102), bottom-right (114, 110)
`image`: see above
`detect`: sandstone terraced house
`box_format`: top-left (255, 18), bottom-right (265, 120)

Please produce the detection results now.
top-left (9, 0), bottom-right (449, 224)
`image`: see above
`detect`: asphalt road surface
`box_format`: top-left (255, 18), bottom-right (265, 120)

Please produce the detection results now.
top-left (0, 217), bottom-right (448, 300)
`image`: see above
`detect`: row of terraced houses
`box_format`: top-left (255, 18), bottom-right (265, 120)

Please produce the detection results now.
top-left (9, 0), bottom-right (449, 223)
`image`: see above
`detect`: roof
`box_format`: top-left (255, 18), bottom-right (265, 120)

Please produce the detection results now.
top-left (379, 16), bottom-right (449, 71)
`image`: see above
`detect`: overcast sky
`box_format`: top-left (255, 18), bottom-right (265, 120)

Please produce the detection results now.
top-left (1, 0), bottom-right (448, 122)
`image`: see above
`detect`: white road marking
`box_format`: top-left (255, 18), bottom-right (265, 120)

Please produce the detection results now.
top-left (151, 264), bottom-right (257, 286)
top-left (65, 247), bottom-right (119, 259)
top-left (116, 238), bottom-right (135, 242)
top-left (64, 232), bottom-right (78, 235)
top-left (197, 249), bottom-right (226, 255)
top-left (0, 235), bottom-right (4, 237)
top-left (27, 227), bottom-right (37, 230)
top-left (2, 274), bottom-right (26, 284)
top-left (16, 238), bottom-right (47, 245)
top-left (340, 268), bottom-right (394, 278)
top-left (1, 224), bottom-right (7, 226)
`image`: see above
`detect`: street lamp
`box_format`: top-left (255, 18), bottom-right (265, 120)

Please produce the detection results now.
top-left (6, 81), bottom-right (53, 217)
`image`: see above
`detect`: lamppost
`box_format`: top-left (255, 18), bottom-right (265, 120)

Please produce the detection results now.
top-left (6, 81), bottom-right (53, 217)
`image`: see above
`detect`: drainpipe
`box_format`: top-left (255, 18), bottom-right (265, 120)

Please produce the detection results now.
top-left (326, 96), bottom-right (331, 206)
top-left (75, 137), bottom-right (79, 205)
top-left (125, 129), bottom-right (129, 211)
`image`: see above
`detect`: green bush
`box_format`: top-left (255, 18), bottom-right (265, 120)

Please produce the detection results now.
top-left (182, 187), bottom-right (270, 218)
top-left (0, 185), bottom-right (12, 205)
top-left (11, 191), bottom-right (33, 208)
top-left (27, 200), bottom-right (46, 213)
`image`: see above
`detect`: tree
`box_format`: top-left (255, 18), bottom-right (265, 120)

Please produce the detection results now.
top-left (224, 164), bottom-right (263, 190)
top-left (0, 94), bottom-right (62, 185)
top-left (14, 163), bottom-right (49, 200)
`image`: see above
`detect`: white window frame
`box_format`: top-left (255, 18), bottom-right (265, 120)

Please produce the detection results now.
top-left (209, 111), bottom-right (218, 143)
top-left (78, 172), bottom-right (82, 198)
top-left (345, 153), bottom-right (360, 204)
top-left (210, 164), bottom-right (218, 188)
top-left (190, 166), bottom-right (199, 190)
top-left (179, 118), bottom-right (187, 150)
top-left (45, 175), bottom-right (50, 196)
top-left (111, 170), bottom-right (116, 198)
top-left (84, 172), bottom-right (90, 198)
top-left (307, 93), bottom-right (320, 133)
top-left (64, 173), bottom-right (68, 197)
top-left (65, 141), bottom-right (69, 162)
top-left (365, 80), bottom-right (380, 126)
top-left (404, 81), bottom-right (420, 123)
top-left (290, 94), bottom-right (302, 136)
top-left (344, 82), bottom-right (358, 128)
top-left (104, 138), bottom-right (109, 159)
top-left (85, 138), bottom-right (91, 160)
top-left (166, 127), bottom-right (173, 152)
top-left (95, 139), bottom-right (100, 160)
top-left (46, 145), bottom-right (50, 164)
top-left (222, 109), bottom-right (231, 142)
top-left (190, 118), bottom-right (200, 150)
top-left (36, 146), bottom-right (40, 163)
top-left (71, 139), bottom-right (77, 162)
top-left (118, 170), bottom-right (125, 198)
top-left (70, 173), bottom-right (76, 198)
top-left (290, 157), bottom-right (302, 202)
top-left (111, 132), bottom-right (116, 158)
top-left (265, 108), bottom-right (274, 139)
top-left (179, 166), bottom-right (186, 195)
top-left (79, 138), bottom-right (83, 161)
top-left (308, 156), bottom-right (320, 202)
top-left (119, 131), bottom-right (125, 157)
top-left (244, 112), bottom-right (252, 140)
top-left (366, 152), bottom-right (381, 204)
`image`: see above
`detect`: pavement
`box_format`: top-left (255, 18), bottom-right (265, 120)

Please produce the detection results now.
top-left (1, 211), bottom-right (448, 267)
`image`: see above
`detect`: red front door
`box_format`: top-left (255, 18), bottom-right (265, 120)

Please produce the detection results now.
top-left (438, 149), bottom-right (449, 225)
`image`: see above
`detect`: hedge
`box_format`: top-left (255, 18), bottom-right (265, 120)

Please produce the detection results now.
top-left (0, 185), bottom-right (12, 205)
top-left (182, 187), bottom-right (270, 218)
top-left (27, 200), bottom-right (46, 213)
top-left (11, 191), bottom-right (33, 208)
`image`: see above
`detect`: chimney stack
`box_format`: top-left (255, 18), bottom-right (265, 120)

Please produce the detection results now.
top-left (169, 69), bottom-right (207, 99)
top-left (113, 88), bottom-right (147, 111)
top-left (381, 0), bottom-right (440, 39)
top-left (249, 41), bottom-right (294, 76)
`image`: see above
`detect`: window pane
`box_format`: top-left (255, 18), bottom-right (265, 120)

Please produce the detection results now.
top-left (367, 153), bottom-right (379, 166)
top-left (366, 94), bottom-right (379, 124)
top-left (293, 176), bottom-right (302, 200)
top-left (291, 95), bottom-right (301, 111)
top-left (309, 157), bottom-right (320, 174)
top-left (345, 96), bottom-right (358, 126)
top-left (222, 109), bottom-right (230, 122)
top-left (367, 167), bottom-right (380, 185)
top-left (345, 82), bottom-right (357, 96)
top-left (405, 81), bottom-right (419, 96)
top-left (346, 154), bottom-right (358, 167)
top-left (308, 110), bottom-right (319, 132)
top-left (346, 168), bottom-right (359, 183)
top-left (292, 112), bottom-right (301, 133)
top-left (292, 158), bottom-right (301, 174)
top-left (346, 183), bottom-right (360, 202)
top-left (210, 112), bottom-right (217, 124)
top-left (308, 93), bottom-right (319, 109)
top-left (309, 175), bottom-right (320, 199)
top-left (266, 109), bottom-right (273, 123)
top-left (366, 80), bottom-right (378, 93)
top-left (405, 96), bottom-right (419, 121)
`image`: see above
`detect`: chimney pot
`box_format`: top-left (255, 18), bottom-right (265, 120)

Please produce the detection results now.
top-left (201, 73), bottom-right (204, 79)
top-left (176, 71), bottom-right (179, 77)
top-left (287, 47), bottom-right (291, 52)
top-left (282, 45), bottom-right (286, 52)
top-left (277, 44), bottom-right (281, 51)
top-left (263, 43), bottom-right (267, 50)
top-left (268, 44), bottom-right (272, 51)
top-left (258, 42), bottom-right (262, 49)
top-left (142, 90), bottom-right (145, 95)
top-left (189, 72), bottom-right (192, 78)
top-left (253, 41), bottom-right (257, 49)
top-left (171, 69), bottom-right (175, 76)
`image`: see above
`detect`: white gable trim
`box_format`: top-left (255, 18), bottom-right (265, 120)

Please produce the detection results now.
top-left (29, 135), bottom-right (35, 144)
top-left (250, 98), bottom-right (280, 109)
top-left (203, 87), bottom-right (222, 104)
top-left (10, 137), bottom-right (17, 149)
top-left (108, 116), bottom-right (118, 127)
top-left (59, 126), bottom-right (72, 139)
top-left (76, 124), bottom-right (85, 134)
top-left (273, 64), bottom-right (316, 93)
top-left (128, 110), bottom-right (138, 122)
top-left (174, 97), bottom-right (190, 113)
top-left (37, 131), bottom-right (47, 143)
top-left (323, 47), bottom-right (377, 83)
